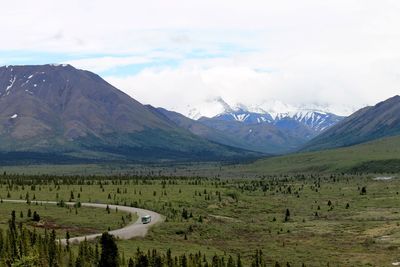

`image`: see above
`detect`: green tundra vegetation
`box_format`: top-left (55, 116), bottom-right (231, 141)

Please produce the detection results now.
top-left (235, 135), bottom-right (400, 175)
top-left (1, 136), bottom-right (400, 178)
top-left (0, 201), bottom-right (135, 239)
top-left (0, 173), bottom-right (400, 266)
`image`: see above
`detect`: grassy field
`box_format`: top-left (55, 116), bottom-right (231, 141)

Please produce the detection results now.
top-left (0, 136), bottom-right (400, 178)
top-left (1, 174), bottom-right (400, 266)
top-left (233, 135), bottom-right (400, 175)
top-left (0, 162), bottom-right (224, 177)
top-left (0, 201), bottom-right (135, 239)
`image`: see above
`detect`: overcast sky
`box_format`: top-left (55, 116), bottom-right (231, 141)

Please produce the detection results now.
top-left (1, 0), bottom-right (400, 115)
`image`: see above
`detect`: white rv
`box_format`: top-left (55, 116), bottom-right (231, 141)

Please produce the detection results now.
top-left (141, 215), bottom-right (151, 224)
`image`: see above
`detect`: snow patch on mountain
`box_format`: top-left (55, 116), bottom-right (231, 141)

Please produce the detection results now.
top-left (50, 63), bottom-right (69, 67)
top-left (6, 76), bottom-right (16, 92)
top-left (235, 113), bottom-right (250, 122)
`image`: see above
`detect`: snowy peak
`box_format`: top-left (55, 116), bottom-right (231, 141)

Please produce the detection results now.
top-left (214, 110), bottom-right (274, 124)
top-left (194, 97), bottom-right (344, 133)
top-left (275, 110), bottom-right (343, 132)
top-left (208, 100), bottom-right (274, 124)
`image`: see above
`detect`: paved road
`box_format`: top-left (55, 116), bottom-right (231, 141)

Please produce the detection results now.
top-left (2, 199), bottom-right (164, 244)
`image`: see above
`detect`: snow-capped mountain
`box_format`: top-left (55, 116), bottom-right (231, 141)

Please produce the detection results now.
top-left (191, 98), bottom-right (345, 153)
top-left (274, 110), bottom-right (343, 132)
top-left (214, 108), bottom-right (274, 124)
top-left (188, 97), bottom-right (344, 133)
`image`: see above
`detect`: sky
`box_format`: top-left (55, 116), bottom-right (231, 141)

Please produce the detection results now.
top-left (1, 0), bottom-right (400, 116)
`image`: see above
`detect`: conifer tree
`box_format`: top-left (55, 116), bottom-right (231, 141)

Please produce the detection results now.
top-left (99, 232), bottom-right (119, 267)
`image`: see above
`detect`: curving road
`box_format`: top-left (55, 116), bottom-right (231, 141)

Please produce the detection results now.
top-left (2, 199), bottom-right (164, 244)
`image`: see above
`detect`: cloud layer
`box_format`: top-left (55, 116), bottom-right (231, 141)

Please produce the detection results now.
top-left (1, 0), bottom-right (400, 115)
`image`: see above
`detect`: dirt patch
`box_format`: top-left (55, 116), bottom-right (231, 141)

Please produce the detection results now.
top-left (209, 214), bottom-right (241, 222)
top-left (31, 219), bottom-right (98, 235)
top-left (373, 176), bottom-right (395, 181)
top-left (363, 223), bottom-right (397, 237)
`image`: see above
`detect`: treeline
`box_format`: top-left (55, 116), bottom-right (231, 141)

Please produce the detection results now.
top-left (0, 173), bottom-right (215, 185)
top-left (0, 211), bottom-right (293, 267)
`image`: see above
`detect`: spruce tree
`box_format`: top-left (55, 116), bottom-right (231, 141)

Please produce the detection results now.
top-left (99, 232), bottom-right (119, 267)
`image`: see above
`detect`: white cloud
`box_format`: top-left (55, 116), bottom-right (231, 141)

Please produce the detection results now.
top-left (1, 0), bottom-right (400, 116)
top-left (1, 0), bottom-right (398, 53)
top-left (106, 49), bottom-right (400, 116)
top-left (65, 56), bottom-right (152, 73)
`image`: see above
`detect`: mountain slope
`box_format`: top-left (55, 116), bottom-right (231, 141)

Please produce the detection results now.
top-left (0, 64), bottom-right (258, 162)
top-left (198, 117), bottom-right (315, 154)
top-left (302, 95), bottom-right (400, 152)
top-left (152, 107), bottom-right (259, 151)
top-left (236, 135), bottom-right (400, 174)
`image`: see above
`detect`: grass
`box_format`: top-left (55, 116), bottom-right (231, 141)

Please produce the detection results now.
top-left (0, 201), bottom-right (136, 239)
top-left (0, 162), bottom-right (224, 176)
top-left (232, 135), bottom-right (400, 175)
top-left (1, 135), bottom-right (400, 178)
top-left (1, 174), bottom-right (400, 265)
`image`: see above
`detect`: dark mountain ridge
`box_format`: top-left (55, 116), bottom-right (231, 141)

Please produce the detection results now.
top-left (0, 64), bottom-right (260, 162)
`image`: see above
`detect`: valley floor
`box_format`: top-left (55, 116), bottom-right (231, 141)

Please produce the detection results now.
top-left (1, 174), bottom-right (400, 266)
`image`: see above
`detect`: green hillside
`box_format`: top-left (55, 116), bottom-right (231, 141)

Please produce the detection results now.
top-left (301, 95), bottom-right (400, 152)
top-left (238, 135), bottom-right (400, 174)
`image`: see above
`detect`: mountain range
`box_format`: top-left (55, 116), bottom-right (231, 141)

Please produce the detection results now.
top-left (231, 95), bottom-right (400, 174)
top-left (0, 64), bottom-right (399, 164)
top-left (184, 98), bottom-right (344, 154)
top-left (184, 97), bottom-right (356, 121)
top-left (0, 64), bottom-right (259, 163)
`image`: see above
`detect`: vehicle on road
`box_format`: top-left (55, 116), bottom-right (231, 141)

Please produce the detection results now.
top-left (141, 215), bottom-right (151, 224)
